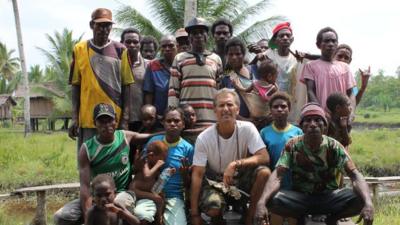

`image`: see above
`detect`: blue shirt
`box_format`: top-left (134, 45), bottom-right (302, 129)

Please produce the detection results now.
top-left (260, 123), bottom-right (303, 189)
top-left (143, 59), bottom-right (171, 116)
top-left (145, 135), bottom-right (194, 199)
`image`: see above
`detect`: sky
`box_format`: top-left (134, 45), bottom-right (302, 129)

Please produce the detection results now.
top-left (1, 0), bottom-right (399, 76)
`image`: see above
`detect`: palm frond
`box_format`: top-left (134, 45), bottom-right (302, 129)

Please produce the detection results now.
top-left (236, 16), bottom-right (285, 44)
top-left (231, 0), bottom-right (269, 31)
top-left (114, 5), bottom-right (163, 40)
top-left (149, 0), bottom-right (184, 32)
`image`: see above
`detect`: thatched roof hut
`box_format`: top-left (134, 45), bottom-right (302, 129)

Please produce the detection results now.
top-left (0, 95), bottom-right (17, 119)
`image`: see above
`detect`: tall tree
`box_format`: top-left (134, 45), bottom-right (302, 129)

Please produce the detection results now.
top-left (11, 0), bottom-right (31, 136)
top-left (115, 0), bottom-right (283, 43)
top-left (28, 64), bottom-right (43, 83)
top-left (0, 42), bottom-right (20, 81)
top-left (36, 28), bottom-right (83, 117)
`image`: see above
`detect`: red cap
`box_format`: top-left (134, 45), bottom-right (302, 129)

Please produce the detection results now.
top-left (268, 22), bottom-right (292, 49)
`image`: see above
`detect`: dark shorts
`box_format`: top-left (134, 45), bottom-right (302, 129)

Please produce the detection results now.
top-left (267, 188), bottom-right (364, 220)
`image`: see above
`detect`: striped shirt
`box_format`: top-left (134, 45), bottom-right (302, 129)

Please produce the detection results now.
top-left (168, 51), bottom-right (222, 125)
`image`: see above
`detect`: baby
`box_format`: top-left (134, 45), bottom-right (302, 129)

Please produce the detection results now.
top-left (130, 140), bottom-right (175, 225)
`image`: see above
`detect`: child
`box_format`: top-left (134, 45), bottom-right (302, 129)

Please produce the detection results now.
top-left (233, 60), bottom-right (278, 102)
top-left (139, 104), bottom-right (160, 133)
top-left (181, 104), bottom-right (208, 145)
top-left (334, 44), bottom-right (371, 106)
top-left (326, 92), bottom-right (352, 148)
top-left (130, 140), bottom-right (175, 225)
top-left (87, 174), bottom-right (139, 225)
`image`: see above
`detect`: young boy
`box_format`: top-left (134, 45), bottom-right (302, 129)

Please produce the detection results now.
top-left (139, 104), bottom-right (160, 133)
top-left (181, 104), bottom-right (208, 145)
top-left (334, 44), bottom-right (371, 106)
top-left (130, 140), bottom-right (175, 225)
top-left (87, 174), bottom-right (139, 225)
top-left (326, 92), bottom-right (352, 148)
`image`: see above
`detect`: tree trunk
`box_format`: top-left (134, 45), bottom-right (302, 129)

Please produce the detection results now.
top-left (12, 0), bottom-right (31, 136)
top-left (184, 0), bottom-right (197, 26)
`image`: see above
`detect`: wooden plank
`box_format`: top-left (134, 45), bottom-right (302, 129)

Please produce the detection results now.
top-left (344, 176), bottom-right (400, 183)
top-left (12, 182), bottom-right (79, 195)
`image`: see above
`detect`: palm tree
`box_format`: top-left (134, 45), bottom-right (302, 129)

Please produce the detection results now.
top-left (0, 42), bottom-right (20, 81)
top-left (36, 28), bottom-right (83, 117)
top-left (28, 64), bottom-right (43, 83)
top-left (115, 0), bottom-right (284, 43)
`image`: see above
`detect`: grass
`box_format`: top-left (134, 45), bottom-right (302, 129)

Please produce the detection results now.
top-left (351, 128), bottom-right (400, 175)
top-left (0, 129), bottom-right (78, 192)
top-left (355, 107), bottom-right (400, 124)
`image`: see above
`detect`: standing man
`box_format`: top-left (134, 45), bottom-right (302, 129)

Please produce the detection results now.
top-left (300, 27), bottom-right (356, 115)
top-left (263, 22), bottom-right (308, 122)
top-left (143, 34), bottom-right (178, 117)
top-left (68, 8), bottom-right (133, 150)
top-left (175, 28), bottom-right (190, 53)
top-left (168, 17), bottom-right (223, 126)
top-left (255, 103), bottom-right (373, 225)
top-left (211, 18), bottom-right (233, 68)
top-left (191, 88), bottom-right (271, 225)
top-left (140, 35), bottom-right (158, 60)
top-left (120, 28), bottom-right (147, 131)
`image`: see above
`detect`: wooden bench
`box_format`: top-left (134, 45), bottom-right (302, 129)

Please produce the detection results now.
top-left (11, 182), bottom-right (80, 225)
top-left (345, 176), bottom-right (400, 203)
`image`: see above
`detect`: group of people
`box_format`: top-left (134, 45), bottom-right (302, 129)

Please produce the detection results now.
top-left (54, 7), bottom-right (374, 225)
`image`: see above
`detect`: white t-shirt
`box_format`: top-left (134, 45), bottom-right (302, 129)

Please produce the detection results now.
top-left (193, 120), bottom-right (266, 174)
top-left (265, 49), bottom-right (297, 92)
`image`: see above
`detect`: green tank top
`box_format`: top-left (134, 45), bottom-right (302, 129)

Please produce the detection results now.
top-left (84, 130), bottom-right (131, 192)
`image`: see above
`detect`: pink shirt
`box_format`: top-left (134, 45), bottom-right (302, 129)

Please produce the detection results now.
top-left (300, 59), bottom-right (356, 111)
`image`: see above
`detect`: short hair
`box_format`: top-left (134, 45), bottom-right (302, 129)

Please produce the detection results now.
top-left (163, 106), bottom-right (185, 121)
top-left (140, 35), bottom-right (159, 52)
top-left (316, 27), bottom-right (338, 46)
top-left (91, 174), bottom-right (115, 191)
top-left (224, 37), bottom-right (246, 55)
top-left (120, 28), bottom-right (141, 43)
top-left (335, 44), bottom-right (353, 56)
top-left (147, 140), bottom-right (169, 156)
top-left (214, 88), bottom-right (240, 108)
top-left (257, 38), bottom-right (268, 44)
top-left (211, 18), bottom-right (233, 35)
top-left (326, 92), bottom-right (349, 113)
top-left (269, 92), bottom-right (292, 110)
top-left (257, 60), bottom-right (278, 78)
top-left (160, 34), bottom-right (177, 44)
top-left (141, 104), bottom-right (156, 114)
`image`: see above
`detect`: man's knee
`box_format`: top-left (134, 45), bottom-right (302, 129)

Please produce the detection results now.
top-left (256, 167), bottom-right (271, 179)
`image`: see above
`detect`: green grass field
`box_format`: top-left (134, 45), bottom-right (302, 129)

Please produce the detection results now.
top-left (355, 107), bottom-right (400, 124)
top-left (0, 128), bottom-right (399, 224)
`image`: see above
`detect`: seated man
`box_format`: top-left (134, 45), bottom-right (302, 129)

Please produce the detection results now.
top-left (54, 103), bottom-right (153, 225)
top-left (191, 88), bottom-right (271, 225)
top-left (255, 103), bottom-right (374, 225)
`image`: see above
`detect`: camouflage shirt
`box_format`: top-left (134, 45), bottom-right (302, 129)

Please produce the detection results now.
top-left (276, 135), bottom-right (355, 194)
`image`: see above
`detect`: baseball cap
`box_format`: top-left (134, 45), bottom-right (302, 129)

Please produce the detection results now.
top-left (93, 103), bottom-right (116, 120)
top-left (91, 8), bottom-right (114, 23)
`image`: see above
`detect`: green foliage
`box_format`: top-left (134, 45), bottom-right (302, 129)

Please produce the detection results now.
top-left (357, 72), bottom-right (400, 111)
top-left (355, 108), bottom-right (400, 124)
top-left (35, 28), bottom-right (83, 117)
top-left (115, 0), bottom-right (284, 43)
top-left (0, 42), bottom-right (20, 94)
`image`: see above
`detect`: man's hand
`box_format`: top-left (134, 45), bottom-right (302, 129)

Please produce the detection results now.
top-left (359, 66), bottom-right (371, 89)
top-left (223, 162), bottom-right (236, 186)
top-left (356, 203), bottom-right (374, 225)
top-left (248, 43), bottom-right (262, 54)
top-left (68, 120), bottom-right (78, 140)
top-left (105, 203), bottom-right (123, 214)
top-left (255, 202), bottom-right (269, 225)
top-left (155, 160), bottom-right (165, 168)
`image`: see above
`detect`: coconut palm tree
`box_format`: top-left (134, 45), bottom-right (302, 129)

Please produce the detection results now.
top-left (36, 28), bottom-right (83, 117)
top-left (0, 42), bottom-right (20, 81)
top-left (115, 0), bottom-right (284, 43)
